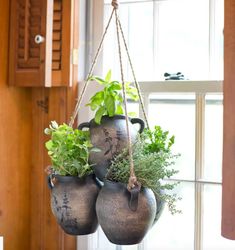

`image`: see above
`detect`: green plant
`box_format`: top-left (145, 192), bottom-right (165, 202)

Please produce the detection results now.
top-left (44, 121), bottom-right (93, 177)
top-left (86, 70), bottom-right (139, 124)
top-left (106, 126), bottom-right (181, 214)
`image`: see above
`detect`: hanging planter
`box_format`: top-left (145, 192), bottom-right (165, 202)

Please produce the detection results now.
top-left (96, 180), bottom-right (156, 245)
top-left (45, 122), bottom-right (100, 235)
top-left (78, 70), bottom-right (144, 180)
top-left (153, 191), bottom-right (165, 225)
top-left (43, 0), bottom-right (181, 244)
top-left (48, 174), bottom-right (100, 235)
top-left (97, 126), bottom-right (181, 244)
top-left (79, 115), bottom-right (144, 180)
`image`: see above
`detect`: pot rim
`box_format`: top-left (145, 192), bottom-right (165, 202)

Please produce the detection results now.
top-left (90, 114), bottom-right (131, 123)
top-left (53, 173), bottom-right (95, 182)
top-left (103, 179), bottom-right (154, 193)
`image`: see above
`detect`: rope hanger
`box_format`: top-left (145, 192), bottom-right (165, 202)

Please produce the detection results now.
top-left (69, 0), bottom-right (150, 190)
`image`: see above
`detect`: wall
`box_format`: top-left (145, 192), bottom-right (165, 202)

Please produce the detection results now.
top-left (222, 0), bottom-right (235, 240)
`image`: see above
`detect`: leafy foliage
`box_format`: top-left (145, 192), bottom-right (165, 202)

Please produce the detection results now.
top-left (143, 125), bottom-right (175, 154)
top-left (86, 70), bottom-right (139, 124)
top-left (44, 121), bottom-right (93, 177)
top-left (106, 126), bottom-right (181, 214)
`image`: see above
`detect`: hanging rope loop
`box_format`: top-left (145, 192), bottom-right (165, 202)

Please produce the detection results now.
top-left (112, 0), bottom-right (119, 9)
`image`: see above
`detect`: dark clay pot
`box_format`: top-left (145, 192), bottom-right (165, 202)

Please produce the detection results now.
top-left (78, 115), bottom-right (145, 180)
top-left (153, 192), bottom-right (165, 225)
top-left (48, 174), bottom-right (100, 235)
top-left (96, 180), bottom-right (156, 245)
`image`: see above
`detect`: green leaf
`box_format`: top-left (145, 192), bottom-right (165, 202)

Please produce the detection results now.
top-left (128, 111), bottom-right (137, 117)
top-left (90, 91), bottom-right (104, 102)
top-left (45, 140), bottom-right (53, 150)
top-left (108, 83), bottom-right (122, 91)
top-left (116, 105), bottom-right (124, 115)
top-left (105, 70), bottom-right (112, 82)
top-left (95, 106), bottom-right (106, 124)
top-left (89, 76), bottom-right (107, 85)
top-left (105, 95), bottom-right (115, 117)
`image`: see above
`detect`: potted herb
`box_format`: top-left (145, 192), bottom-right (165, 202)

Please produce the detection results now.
top-left (45, 121), bottom-right (100, 235)
top-left (95, 125), bottom-right (180, 245)
top-left (78, 70), bottom-right (145, 180)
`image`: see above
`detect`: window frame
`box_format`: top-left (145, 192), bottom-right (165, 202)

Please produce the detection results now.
top-left (77, 1), bottom-right (224, 249)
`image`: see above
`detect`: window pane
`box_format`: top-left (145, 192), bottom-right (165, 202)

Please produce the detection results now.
top-left (202, 185), bottom-right (235, 249)
top-left (149, 94), bottom-right (196, 180)
top-left (210, 0), bottom-right (224, 80)
top-left (146, 182), bottom-right (195, 250)
top-left (103, 2), bottom-right (154, 81)
top-left (103, 0), bottom-right (223, 81)
top-left (156, 0), bottom-right (210, 80)
top-left (204, 94), bottom-right (223, 182)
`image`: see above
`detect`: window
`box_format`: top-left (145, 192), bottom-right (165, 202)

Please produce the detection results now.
top-left (102, 0), bottom-right (224, 81)
top-left (77, 0), bottom-right (229, 249)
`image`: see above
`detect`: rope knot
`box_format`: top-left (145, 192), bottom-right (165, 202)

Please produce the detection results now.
top-left (112, 0), bottom-right (119, 9)
top-left (128, 176), bottom-right (140, 190)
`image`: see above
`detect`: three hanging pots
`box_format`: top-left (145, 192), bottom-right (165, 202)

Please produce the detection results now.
top-left (78, 115), bottom-right (145, 180)
top-left (48, 174), bottom-right (100, 235)
top-left (44, 0), bottom-right (167, 244)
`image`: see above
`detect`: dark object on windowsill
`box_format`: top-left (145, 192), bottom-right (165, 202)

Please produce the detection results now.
top-left (164, 72), bottom-right (185, 80)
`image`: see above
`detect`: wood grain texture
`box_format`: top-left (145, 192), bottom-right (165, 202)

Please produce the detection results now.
top-left (0, 0), bottom-right (78, 249)
top-left (52, 0), bottom-right (77, 87)
top-left (30, 85), bottom-right (77, 250)
top-left (222, 0), bottom-right (235, 240)
top-left (0, 1), bottom-right (32, 249)
top-left (8, 0), bottom-right (76, 87)
top-left (8, 0), bottom-right (46, 87)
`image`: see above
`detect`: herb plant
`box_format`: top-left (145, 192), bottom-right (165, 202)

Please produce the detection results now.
top-left (106, 126), bottom-right (181, 214)
top-left (45, 121), bottom-right (93, 177)
top-left (86, 70), bottom-right (139, 124)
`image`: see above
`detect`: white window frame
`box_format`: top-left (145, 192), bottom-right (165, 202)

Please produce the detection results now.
top-left (77, 1), bottom-right (223, 250)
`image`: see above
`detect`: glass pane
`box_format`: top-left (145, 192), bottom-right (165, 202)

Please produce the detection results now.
top-left (210, 0), bottom-right (224, 80)
top-left (95, 227), bottom-right (117, 250)
top-left (149, 94), bottom-right (196, 181)
top-left (156, 0), bottom-right (210, 80)
top-left (103, 2), bottom-right (154, 81)
top-left (122, 245), bottom-right (138, 250)
top-left (204, 94), bottom-right (223, 182)
top-left (146, 182), bottom-right (195, 250)
top-left (127, 101), bottom-right (139, 117)
top-left (202, 185), bottom-right (235, 249)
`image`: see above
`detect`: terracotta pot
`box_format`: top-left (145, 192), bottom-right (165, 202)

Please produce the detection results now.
top-left (96, 180), bottom-right (156, 245)
top-left (78, 115), bottom-right (145, 180)
top-left (48, 174), bottom-right (100, 235)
